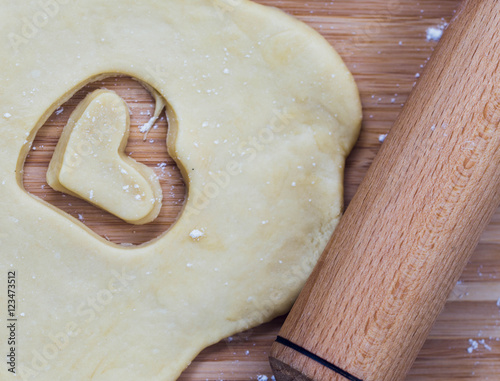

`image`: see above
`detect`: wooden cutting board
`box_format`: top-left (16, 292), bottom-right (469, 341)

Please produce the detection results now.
top-left (23, 0), bottom-right (500, 379)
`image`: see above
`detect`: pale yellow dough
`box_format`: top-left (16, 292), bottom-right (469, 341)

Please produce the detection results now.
top-left (0, 1), bottom-right (362, 380)
top-left (47, 89), bottom-right (163, 224)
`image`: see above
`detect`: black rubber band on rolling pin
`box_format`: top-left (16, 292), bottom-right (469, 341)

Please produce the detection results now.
top-left (275, 336), bottom-right (364, 381)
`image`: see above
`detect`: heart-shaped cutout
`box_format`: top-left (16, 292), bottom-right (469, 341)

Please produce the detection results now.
top-left (46, 89), bottom-right (163, 224)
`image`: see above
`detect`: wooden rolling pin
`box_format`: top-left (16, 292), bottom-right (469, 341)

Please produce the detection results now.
top-left (270, 1), bottom-right (500, 380)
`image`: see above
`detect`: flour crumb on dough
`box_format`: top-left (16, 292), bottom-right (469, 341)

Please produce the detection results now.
top-left (3, 112), bottom-right (11, 119)
top-left (189, 229), bottom-right (204, 240)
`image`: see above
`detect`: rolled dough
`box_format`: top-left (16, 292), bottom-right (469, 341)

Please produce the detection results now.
top-left (0, 1), bottom-right (362, 380)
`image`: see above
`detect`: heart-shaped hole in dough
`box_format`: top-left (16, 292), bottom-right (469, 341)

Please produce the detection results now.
top-left (23, 76), bottom-right (186, 245)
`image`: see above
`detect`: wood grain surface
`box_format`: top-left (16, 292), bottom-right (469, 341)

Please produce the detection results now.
top-left (23, 0), bottom-right (500, 379)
